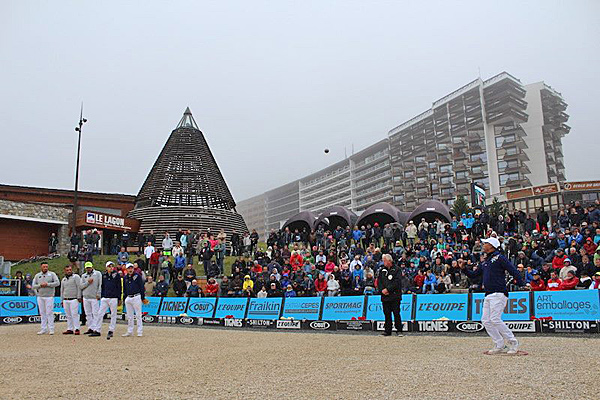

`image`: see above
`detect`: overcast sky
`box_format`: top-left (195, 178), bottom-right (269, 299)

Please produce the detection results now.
top-left (1, 1), bottom-right (599, 202)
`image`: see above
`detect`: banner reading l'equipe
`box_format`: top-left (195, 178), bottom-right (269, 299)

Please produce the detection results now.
top-left (415, 293), bottom-right (468, 321)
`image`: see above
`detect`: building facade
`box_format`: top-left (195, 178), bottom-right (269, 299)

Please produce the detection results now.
top-left (238, 72), bottom-right (571, 237)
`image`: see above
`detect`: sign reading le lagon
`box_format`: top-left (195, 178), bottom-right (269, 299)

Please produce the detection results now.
top-left (77, 210), bottom-right (140, 231)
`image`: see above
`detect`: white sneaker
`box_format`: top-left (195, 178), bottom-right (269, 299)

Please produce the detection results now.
top-left (137, 333), bottom-right (143, 337)
top-left (122, 332), bottom-right (133, 337)
top-left (37, 330), bottom-right (48, 335)
top-left (506, 340), bottom-right (519, 354)
top-left (487, 346), bottom-right (506, 354)
top-left (48, 331), bottom-right (54, 335)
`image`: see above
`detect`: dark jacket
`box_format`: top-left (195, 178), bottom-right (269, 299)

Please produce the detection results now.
top-left (378, 264), bottom-right (402, 302)
top-left (123, 272), bottom-right (145, 301)
top-left (101, 271), bottom-right (122, 299)
top-left (173, 279), bottom-right (187, 297)
top-left (464, 251), bottom-right (525, 296)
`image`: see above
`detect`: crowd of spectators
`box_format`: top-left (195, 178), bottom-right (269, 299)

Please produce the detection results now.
top-left (8, 200), bottom-right (600, 299)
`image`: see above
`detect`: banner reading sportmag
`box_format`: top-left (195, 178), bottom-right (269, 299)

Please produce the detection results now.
top-left (321, 296), bottom-right (364, 321)
top-left (281, 297), bottom-right (321, 320)
top-left (186, 298), bottom-right (217, 318)
top-left (415, 293), bottom-right (468, 321)
top-left (0, 296), bottom-right (38, 317)
top-left (158, 297), bottom-right (189, 316)
top-left (214, 297), bottom-right (247, 319)
top-left (534, 290), bottom-right (600, 321)
top-left (471, 292), bottom-right (530, 321)
top-left (365, 295), bottom-right (413, 321)
top-left (247, 298), bottom-right (282, 320)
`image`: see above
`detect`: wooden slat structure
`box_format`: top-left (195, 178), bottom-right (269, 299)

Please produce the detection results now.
top-left (129, 108), bottom-right (248, 243)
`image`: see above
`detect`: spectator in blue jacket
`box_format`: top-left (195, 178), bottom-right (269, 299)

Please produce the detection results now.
top-left (423, 270), bottom-right (438, 294)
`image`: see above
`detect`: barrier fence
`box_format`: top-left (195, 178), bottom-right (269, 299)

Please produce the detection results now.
top-left (1, 290), bottom-right (599, 334)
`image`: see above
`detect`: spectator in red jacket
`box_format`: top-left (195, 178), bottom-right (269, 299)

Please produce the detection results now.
top-left (314, 274), bottom-right (327, 296)
top-left (414, 270), bottom-right (426, 291)
top-left (547, 271), bottom-right (562, 291)
top-left (559, 271), bottom-right (579, 290)
top-left (583, 237), bottom-right (598, 256)
top-left (205, 277), bottom-right (219, 296)
top-left (552, 249), bottom-right (567, 271)
top-left (529, 272), bottom-right (546, 291)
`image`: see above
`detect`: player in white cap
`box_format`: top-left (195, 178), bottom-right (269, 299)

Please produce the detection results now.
top-left (96, 261), bottom-right (122, 340)
top-left (459, 236), bottom-right (526, 354)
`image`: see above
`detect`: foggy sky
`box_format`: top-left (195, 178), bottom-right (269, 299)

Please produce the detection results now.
top-left (1, 0), bottom-right (599, 202)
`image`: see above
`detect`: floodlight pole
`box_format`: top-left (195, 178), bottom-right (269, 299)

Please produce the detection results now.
top-left (72, 103), bottom-right (87, 233)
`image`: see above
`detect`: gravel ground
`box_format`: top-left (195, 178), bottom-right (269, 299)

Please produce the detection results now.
top-left (1, 323), bottom-right (598, 400)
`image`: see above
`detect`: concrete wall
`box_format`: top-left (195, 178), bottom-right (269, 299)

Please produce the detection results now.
top-left (521, 82), bottom-right (549, 186)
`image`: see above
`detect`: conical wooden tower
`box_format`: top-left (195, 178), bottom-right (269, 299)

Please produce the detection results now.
top-left (129, 108), bottom-right (247, 242)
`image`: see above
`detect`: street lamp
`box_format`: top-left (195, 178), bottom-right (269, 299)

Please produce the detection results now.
top-left (72, 103), bottom-right (87, 233)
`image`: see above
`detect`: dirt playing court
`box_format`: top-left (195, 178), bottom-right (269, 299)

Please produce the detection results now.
top-left (1, 323), bottom-right (598, 400)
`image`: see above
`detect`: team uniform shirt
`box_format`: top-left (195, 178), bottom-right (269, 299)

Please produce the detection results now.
top-left (32, 271), bottom-right (60, 297)
top-left (464, 250), bottom-right (525, 296)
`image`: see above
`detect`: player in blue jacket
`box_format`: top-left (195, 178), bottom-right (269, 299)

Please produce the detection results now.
top-left (460, 237), bottom-right (525, 354)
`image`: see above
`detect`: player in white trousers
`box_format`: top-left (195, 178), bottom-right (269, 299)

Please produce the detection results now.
top-left (460, 237), bottom-right (526, 354)
top-left (95, 262), bottom-right (122, 339)
top-left (60, 265), bottom-right (82, 335)
top-left (32, 262), bottom-right (60, 335)
top-left (122, 263), bottom-right (147, 337)
top-left (79, 262), bottom-right (103, 337)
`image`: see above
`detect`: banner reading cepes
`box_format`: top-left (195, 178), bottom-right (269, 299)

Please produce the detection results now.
top-left (281, 297), bottom-right (321, 320)
top-left (471, 292), bottom-right (530, 321)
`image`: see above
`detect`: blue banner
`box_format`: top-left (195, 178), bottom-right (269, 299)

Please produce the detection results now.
top-left (158, 297), bottom-right (189, 316)
top-left (534, 290), bottom-right (600, 321)
top-left (53, 297), bottom-right (66, 314)
top-left (321, 296), bottom-right (364, 321)
top-left (214, 297), bottom-right (247, 319)
top-left (471, 292), bottom-right (530, 321)
top-left (247, 298), bottom-right (282, 320)
top-left (0, 296), bottom-right (38, 317)
top-left (143, 297), bottom-right (162, 315)
top-left (415, 293), bottom-right (468, 321)
top-left (281, 297), bottom-right (321, 320)
top-left (365, 295), bottom-right (413, 321)
top-left (187, 297), bottom-right (217, 318)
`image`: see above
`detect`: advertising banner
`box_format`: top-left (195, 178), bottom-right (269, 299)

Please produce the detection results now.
top-left (176, 316), bottom-right (198, 326)
top-left (301, 320), bottom-right (336, 331)
top-left (471, 292), bottom-right (530, 321)
top-left (186, 298), bottom-right (217, 318)
top-left (223, 318), bottom-right (245, 328)
top-left (374, 320), bottom-right (411, 332)
top-left (415, 294), bottom-right (468, 321)
top-left (246, 319), bottom-right (276, 329)
top-left (214, 298), bottom-right (247, 319)
top-left (533, 290), bottom-right (600, 321)
top-left (157, 297), bottom-right (189, 316)
top-left (336, 320), bottom-right (373, 331)
top-left (540, 320), bottom-right (599, 334)
top-left (247, 298), bottom-right (283, 320)
top-left (321, 296), bottom-right (364, 321)
top-left (365, 295), bottom-right (412, 321)
top-left (143, 297), bottom-right (162, 316)
top-left (281, 297), bottom-right (321, 320)
top-left (0, 296), bottom-right (39, 317)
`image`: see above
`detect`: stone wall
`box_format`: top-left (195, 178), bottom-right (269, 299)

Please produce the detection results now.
top-left (0, 199), bottom-right (71, 255)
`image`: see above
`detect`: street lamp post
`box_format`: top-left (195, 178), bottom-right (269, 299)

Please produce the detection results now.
top-left (72, 104), bottom-right (87, 233)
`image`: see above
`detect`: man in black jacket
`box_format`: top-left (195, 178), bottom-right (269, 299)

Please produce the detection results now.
top-left (379, 253), bottom-right (403, 337)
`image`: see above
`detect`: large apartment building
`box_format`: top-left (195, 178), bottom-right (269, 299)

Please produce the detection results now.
top-left (237, 72), bottom-right (570, 237)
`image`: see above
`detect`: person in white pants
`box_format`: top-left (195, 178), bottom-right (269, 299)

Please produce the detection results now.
top-left (460, 237), bottom-right (526, 354)
top-left (95, 262), bottom-right (122, 339)
top-left (79, 262), bottom-right (103, 336)
top-left (122, 263), bottom-right (146, 337)
top-left (60, 265), bottom-right (82, 335)
top-left (32, 262), bottom-right (60, 335)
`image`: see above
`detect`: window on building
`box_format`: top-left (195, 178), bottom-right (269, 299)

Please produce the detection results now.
top-left (415, 155), bottom-right (425, 162)
top-left (495, 134), bottom-right (516, 148)
top-left (470, 153), bottom-right (486, 162)
top-left (437, 143), bottom-right (449, 151)
top-left (430, 182), bottom-right (438, 191)
top-left (429, 172), bottom-right (437, 180)
top-left (428, 161), bottom-right (436, 169)
top-left (441, 188), bottom-right (453, 196)
top-left (499, 172), bottom-right (520, 185)
top-left (404, 171), bottom-right (414, 178)
top-left (440, 164), bottom-right (452, 173)
top-left (440, 176), bottom-right (453, 184)
top-left (416, 177), bottom-right (426, 184)
top-left (456, 171), bottom-right (468, 179)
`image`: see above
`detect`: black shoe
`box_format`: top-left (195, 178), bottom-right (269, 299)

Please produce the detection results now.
top-left (380, 333), bottom-right (392, 337)
top-left (89, 331), bottom-right (101, 337)
top-left (83, 329), bottom-right (93, 335)
top-left (107, 331), bottom-right (113, 340)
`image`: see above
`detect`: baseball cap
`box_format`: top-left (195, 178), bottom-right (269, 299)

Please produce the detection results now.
top-left (564, 258), bottom-right (571, 263)
top-left (482, 237), bottom-right (500, 249)
top-left (105, 261), bottom-right (114, 267)
top-left (125, 263), bottom-right (134, 269)
top-left (84, 262), bottom-right (93, 268)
